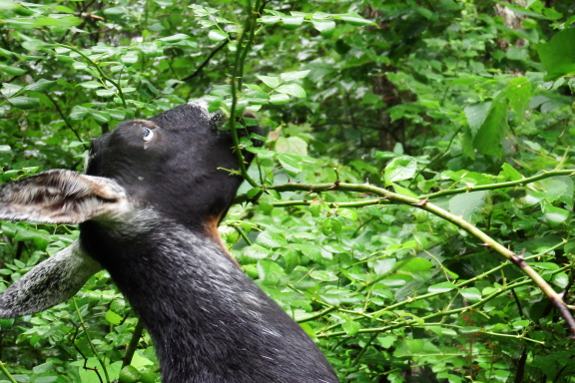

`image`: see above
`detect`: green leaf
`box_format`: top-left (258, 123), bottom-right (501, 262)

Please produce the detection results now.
top-left (384, 156), bottom-right (417, 182)
top-left (428, 281), bottom-right (456, 293)
top-left (398, 258), bottom-right (433, 272)
top-left (473, 99), bottom-right (508, 158)
top-left (537, 28), bottom-right (575, 80)
top-left (257, 75), bottom-right (281, 89)
top-left (275, 83), bottom-right (306, 98)
top-left (269, 93), bottom-right (290, 105)
top-left (342, 319), bottom-right (361, 335)
top-left (0, 64), bottom-right (25, 76)
top-left (257, 259), bottom-right (285, 286)
top-left (275, 136), bottom-right (308, 156)
top-left (460, 287), bottom-right (482, 303)
top-left (208, 30), bottom-right (229, 42)
top-left (256, 231), bottom-right (288, 248)
top-left (337, 12), bottom-right (373, 26)
top-left (24, 79), bottom-right (56, 92)
top-left (7, 96), bottom-right (39, 109)
top-left (96, 89), bottom-right (116, 97)
top-left (105, 310), bottom-right (122, 325)
top-left (277, 153), bottom-right (302, 176)
top-left (281, 16), bottom-right (304, 29)
top-left (280, 70), bottom-right (310, 82)
top-left (312, 19), bottom-right (336, 33)
top-left (464, 102), bottom-right (491, 135)
top-left (448, 191), bottom-right (486, 221)
top-left (79, 81), bottom-right (103, 89)
top-left (500, 163), bottom-right (522, 181)
top-left (70, 105), bottom-right (91, 120)
top-left (542, 205), bottom-right (569, 226)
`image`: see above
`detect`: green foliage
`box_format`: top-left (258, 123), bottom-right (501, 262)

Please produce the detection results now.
top-left (1, 0), bottom-right (575, 382)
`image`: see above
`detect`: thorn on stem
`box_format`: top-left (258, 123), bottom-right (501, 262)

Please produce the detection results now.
top-left (413, 197), bottom-right (429, 207)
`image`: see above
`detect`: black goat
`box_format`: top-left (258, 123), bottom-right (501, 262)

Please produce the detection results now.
top-left (0, 102), bottom-right (338, 383)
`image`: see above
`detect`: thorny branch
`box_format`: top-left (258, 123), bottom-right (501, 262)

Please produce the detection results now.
top-left (233, 171), bottom-right (575, 338)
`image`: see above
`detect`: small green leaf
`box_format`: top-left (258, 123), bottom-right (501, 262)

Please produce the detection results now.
top-left (460, 287), bottom-right (482, 303)
top-left (281, 16), bottom-right (304, 29)
top-left (342, 319), bottom-right (361, 335)
top-left (79, 81), bottom-right (103, 89)
top-left (208, 30), bottom-right (229, 42)
top-left (105, 310), bottom-right (122, 325)
top-left (337, 12), bottom-right (373, 26)
top-left (96, 89), bottom-right (116, 97)
top-left (428, 281), bottom-right (456, 293)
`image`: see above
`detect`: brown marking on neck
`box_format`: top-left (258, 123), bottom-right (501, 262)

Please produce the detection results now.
top-left (204, 215), bottom-right (240, 267)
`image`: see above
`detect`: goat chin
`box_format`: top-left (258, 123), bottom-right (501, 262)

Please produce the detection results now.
top-left (0, 101), bottom-right (339, 383)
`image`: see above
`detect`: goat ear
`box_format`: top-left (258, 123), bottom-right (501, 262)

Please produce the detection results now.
top-left (0, 240), bottom-right (102, 318)
top-left (0, 170), bottom-right (128, 224)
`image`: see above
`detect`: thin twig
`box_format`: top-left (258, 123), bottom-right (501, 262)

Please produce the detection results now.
top-left (180, 40), bottom-right (229, 83)
top-left (122, 319), bottom-right (144, 368)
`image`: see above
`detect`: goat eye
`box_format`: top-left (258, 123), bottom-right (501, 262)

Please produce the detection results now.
top-left (142, 127), bottom-right (154, 142)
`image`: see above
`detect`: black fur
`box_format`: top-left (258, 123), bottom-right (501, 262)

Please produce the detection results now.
top-left (79, 102), bottom-right (339, 382)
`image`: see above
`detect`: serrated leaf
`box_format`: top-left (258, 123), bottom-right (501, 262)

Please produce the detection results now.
top-left (473, 99), bottom-right (507, 158)
top-left (275, 83), bottom-right (306, 98)
top-left (464, 102), bottom-right (491, 135)
top-left (537, 28), bottom-right (575, 81)
top-left (448, 191), bottom-right (486, 222)
top-left (384, 156), bottom-right (417, 182)
top-left (256, 231), bottom-right (288, 248)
